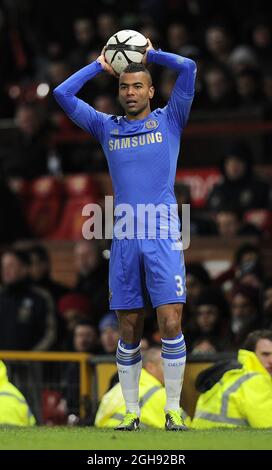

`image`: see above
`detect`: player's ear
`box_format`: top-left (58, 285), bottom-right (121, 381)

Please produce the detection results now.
top-left (149, 85), bottom-right (155, 99)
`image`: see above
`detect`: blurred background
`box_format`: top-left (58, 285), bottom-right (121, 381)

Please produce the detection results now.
top-left (0, 0), bottom-right (272, 425)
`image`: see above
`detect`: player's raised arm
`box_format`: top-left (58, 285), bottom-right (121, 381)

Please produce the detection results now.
top-left (53, 50), bottom-right (117, 140)
top-left (144, 40), bottom-right (196, 129)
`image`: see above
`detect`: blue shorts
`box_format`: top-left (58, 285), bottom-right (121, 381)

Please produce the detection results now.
top-left (109, 238), bottom-right (186, 310)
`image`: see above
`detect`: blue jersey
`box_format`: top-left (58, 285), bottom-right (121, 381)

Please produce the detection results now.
top-left (54, 50), bottom-right (196, 239)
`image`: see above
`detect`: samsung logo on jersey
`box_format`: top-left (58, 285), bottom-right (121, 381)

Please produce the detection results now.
top-left (108, 132), bottom-right (163, 151)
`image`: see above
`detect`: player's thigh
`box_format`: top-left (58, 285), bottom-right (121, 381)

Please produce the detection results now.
top-left (109, 239), bottom-right (145, 309)
top-left (143, 238), bottom-right (186, 308)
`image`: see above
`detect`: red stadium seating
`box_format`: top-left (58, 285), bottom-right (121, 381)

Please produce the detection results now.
top-left (51, 174), bottom-right (100, 240)
top-left (26, 176), bottom-right (64, 238)
top-left (244, 209), bottom-right (272, 236)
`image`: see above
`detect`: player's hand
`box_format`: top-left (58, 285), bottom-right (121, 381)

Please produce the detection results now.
top-left (97, 47), bottom-right (119, 77)
top-left (142, 38), bottom-right (154, 65)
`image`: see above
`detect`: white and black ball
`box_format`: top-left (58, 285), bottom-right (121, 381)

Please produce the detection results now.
top-left (105, 30), bottom-right (148, 75)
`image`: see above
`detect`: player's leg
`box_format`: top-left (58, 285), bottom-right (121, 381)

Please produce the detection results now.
top-left (115, 309), bottom-right (145, 430)
top-left (156, 303), bottom-right (187, 430)
top-left (109, 239), bottom-right (145, 430)
top-left (143, 238), bottom-right (187, 430)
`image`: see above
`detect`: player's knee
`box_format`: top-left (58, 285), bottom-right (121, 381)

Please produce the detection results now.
top-left (160, 318), bottom-right (181, 339)
top-left (118, 320), bottom-right (141, 343)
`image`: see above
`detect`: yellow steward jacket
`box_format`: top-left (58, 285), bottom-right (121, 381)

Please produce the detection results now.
top-left (95, 368), bottom-right (189, 428)
top-left (192, 349), bottom-right (272, 428)
top-left (0, 361), bottom-right (36, 426)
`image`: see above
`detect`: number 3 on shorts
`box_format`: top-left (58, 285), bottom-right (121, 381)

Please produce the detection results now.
top-left (175, 275), bottom-right (184, 297)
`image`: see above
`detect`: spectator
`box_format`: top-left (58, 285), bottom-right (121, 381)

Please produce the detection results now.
top-left (69, 18), bottom-right (97, 71)
top-left (0, 249), bottom-right (56, 350)
top-left (192, 329), bottom-right (272, 428)
top-left (73, 320), bottom-right (101, 354)
top-left (159, 69), bottom-right (177, 102)
top-left (29, 244), bottom-right (69, 348)
top-left (93, 94), bottom-right (119, 114)
top-left (208, 143), bottom-right (271, 212)
top-left (251, 22), bottom-right (272, 71)
top-left (214, 208), bottom-right (261, 237)
top-left (0, 103), bottom-right (50, 179)
top-left (228, 45), bottom-right (258, 75)
top-left (47, 60), bottom-right (71, 89)
top-left (0, 361), bottom-right (36, 426)
top-left (185, 263), bottom-right (211, 308)
top-left (190, 337), bottom-right (219, 354)
top-left (262, 279), bottom-right (272, 328)
top-left (236, 68), bottom-right (264, 109)
top-left (96, 13), bottom-right (118, 44)
top-left (74, 240), bottom-right (109, 322)
top-left (58, 292), bottom-right (93, 344)
top-left (46, 60), bottom-right (72, 119)
top-left (140, 23), bottom-right (161, 49)
top-left (205, 25), bottom-right (233, 65)
top-left (99, 311), bottom-right (119, 354)
top-left (167, 23), bottom-right (190, 53)
top-left (29, 245), bottom-right (69, 302)
top-left (64, 320), bottom-right (102, 423)
top-left (236, 259), bottom-right (264, 290)
top-left (183, 262), bottom-right (212, 329)
top-left (186, 288), bottom-right (231, 352)
top-left (0, 173), bottom-right (30, 243)
top-left (203, 65), bottom-right (237, 110)
top-left (215, 242), bottom-right (261, 295)
top-left (230, 284), bottom-right (261, 349)
top-left (175, 182), bottom-right (215, 235)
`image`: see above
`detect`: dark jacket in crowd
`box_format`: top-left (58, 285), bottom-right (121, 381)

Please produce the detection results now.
top-left (208, 145), bottom-right (270, 212)
top-left (75, 258), bottom-right (109, 322)
top-left (0, 279), bottom-right (56, 350)
top-left (0, 178), bottom-right (30, 243)
top-left (0, 131), bottom-right (49, 180)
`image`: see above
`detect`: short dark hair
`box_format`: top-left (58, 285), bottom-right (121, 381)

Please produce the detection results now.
top-left (121, 62), bottom-right (152, 84)
top-left (235, 243), bottom-right (259, 265)
top-left (243, 329), bottom-right (272, 351)
top-left (29, 245), bottom-right (50, 263)
top-left (1, 248), bottom-right (30, 266)
top-left (123, 62), bottom-right (148, 73)
top-left (74, 319), bottom-right (97, 331)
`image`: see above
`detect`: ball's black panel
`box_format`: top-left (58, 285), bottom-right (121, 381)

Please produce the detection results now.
top-left (105, 44), bottom-right (147, 54)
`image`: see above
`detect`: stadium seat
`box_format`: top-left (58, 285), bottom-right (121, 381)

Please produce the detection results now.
top-left (26, 176), bottom-right (64, 238)
top-left (52, 174), bottom-right (100, 240)
top-left (244, 209), bottom-right (272, 235)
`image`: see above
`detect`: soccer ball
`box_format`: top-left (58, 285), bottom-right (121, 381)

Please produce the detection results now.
top-left (104, 30), bottom-right (148, 75)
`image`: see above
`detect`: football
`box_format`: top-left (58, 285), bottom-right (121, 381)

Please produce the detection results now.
top-left (104, 29), bottom-right (148, 75)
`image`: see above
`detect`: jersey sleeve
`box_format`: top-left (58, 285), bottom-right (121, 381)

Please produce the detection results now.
top-left (53, 60), bottom-right (110, 142)
top-left (147, 49), bottom-right (196, 130)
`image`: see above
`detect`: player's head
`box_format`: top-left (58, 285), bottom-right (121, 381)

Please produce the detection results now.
top-left (119, 63), bottom-right (154, 117)
top-left (243, 329), bottom-right (272, 375)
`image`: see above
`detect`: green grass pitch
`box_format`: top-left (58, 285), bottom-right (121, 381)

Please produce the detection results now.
top-left (0, 427), bottom-right (271, 450)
